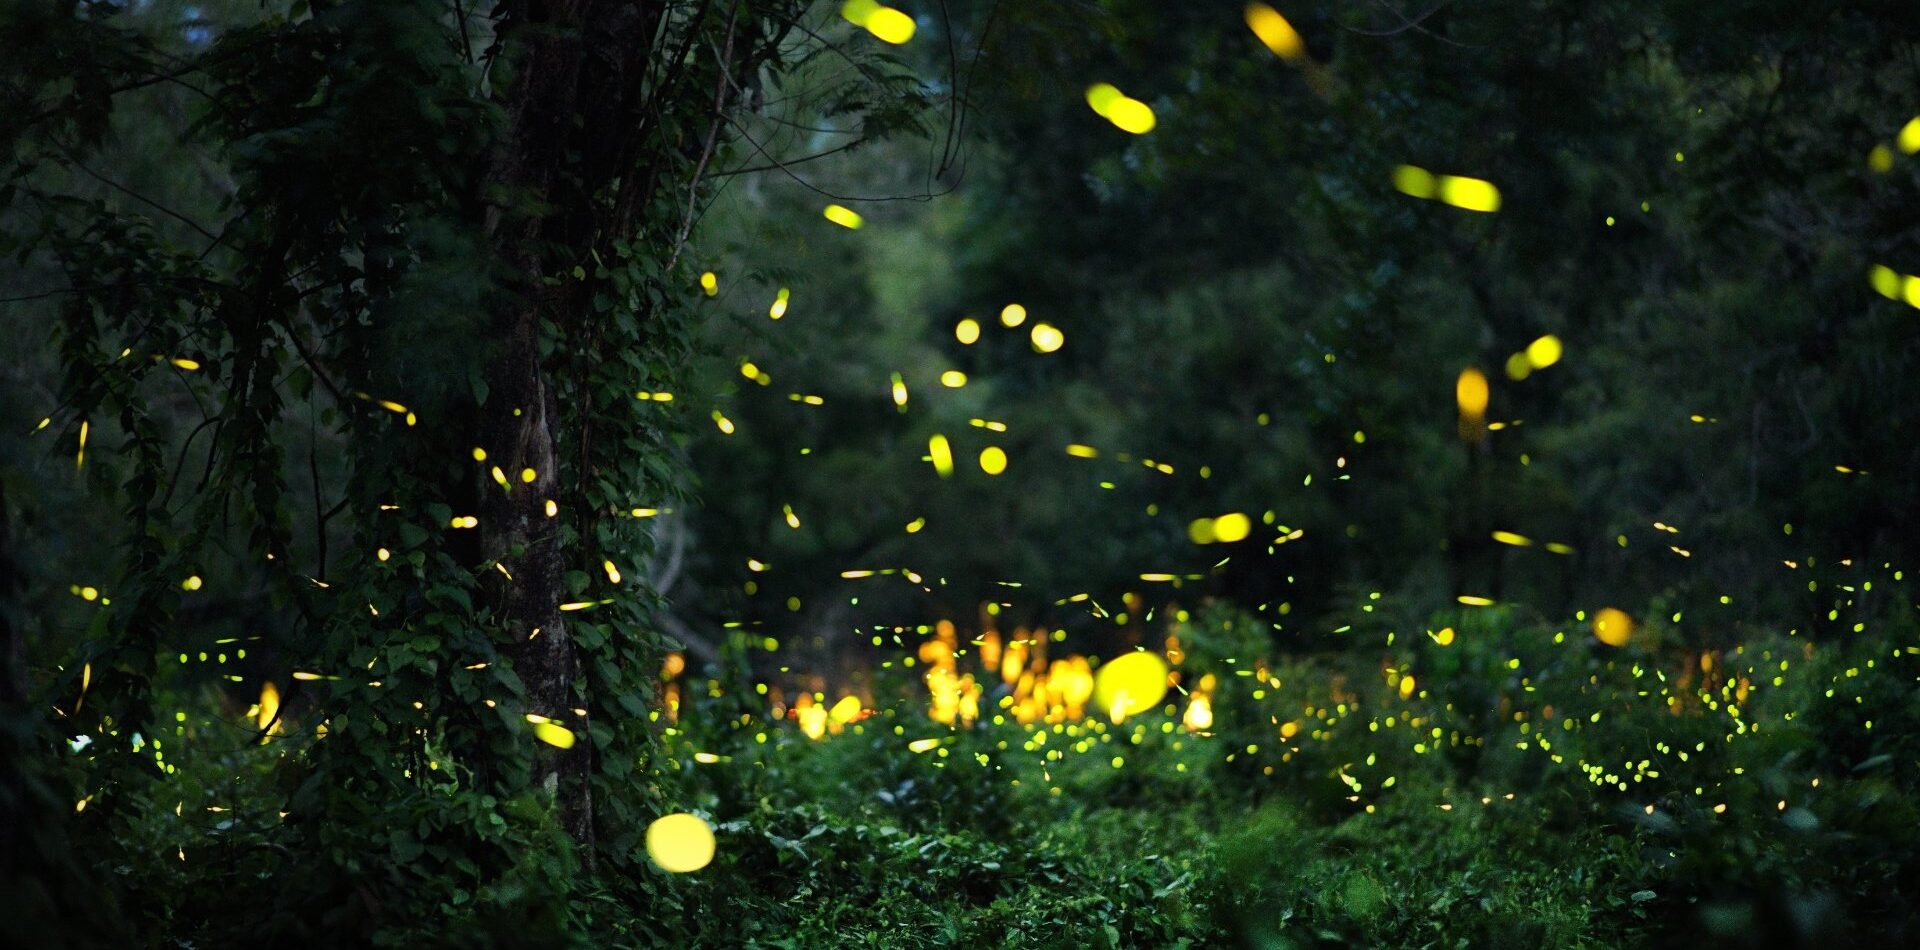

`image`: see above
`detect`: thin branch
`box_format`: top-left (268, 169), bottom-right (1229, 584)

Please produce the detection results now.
top-left (935, 0), bottom-right (962, 179)
top-left (451, 0), bottom-right (476, 64)
top-left (709, 136), bottom-right (867, 176)
top-left (279, 320), bottom-right (351, 410)
top-left (54, 144), bottom-right (223, 243)
top-left (159, 416), bottom-right (222, 509)
top-left (1348, 0), bottom-right (1471, 47)
top-left (670, 1), bottom-right (745, 265)
top-left (309, 402), bottom-right (328, 580)
top-left (721, 113), bottom-right (955, 202)
top-left (20, 51), bottom-right (243, 129)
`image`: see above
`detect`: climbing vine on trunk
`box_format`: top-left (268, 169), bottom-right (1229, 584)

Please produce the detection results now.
top-left (3, 0), bottom-right (929, 935)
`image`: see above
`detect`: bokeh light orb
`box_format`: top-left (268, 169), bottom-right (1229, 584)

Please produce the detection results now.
top-left (1212, 512), bottom-right (1252, 543)
top-left (1592, 607), bottom-right (1634, 647)
top-left (1092, 651), bottom-right (1169, 722)
top-left (647, 813), bottom-right (716, 873)
top-left (1456, 367), bottom-right (1489, 417)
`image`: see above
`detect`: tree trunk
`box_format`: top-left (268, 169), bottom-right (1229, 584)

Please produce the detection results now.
top-left (479, 1), bottom-right (608, 851)
top-left (478, 0), bottom-right (763, 853)
top-left (481, 343), bottom-right (591, 843)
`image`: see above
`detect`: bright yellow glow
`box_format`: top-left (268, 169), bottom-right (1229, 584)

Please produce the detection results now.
top-left (170, 357), bottom-right (201, 371)
top-left (797, 702), bottom-right (826, 740)
top-left (699, 271), bottom-right (718, 296)
top-left (840, 0), bottom-right (877, 23)
top-left (532, 721), bottom-right (576, 749)
top-left (1392, 164), bottom-right (1436, 199)
top-left (1193, 512), bottom-right (1252, 544)
top-left (955, 318), bottom-right (981, 344)
top-left (905, 516), bottom-right (925, 533)
top-left (646, 813), bottom-right (715, 873)
top-left (254, 681), bottom-right (280, 731)
top-left (1029, 323), bottom-right (1064, 353)
top-left (712, 410), bottom-right (734, 435)
top-left (940, 370), bottom-right (967, 387)
top-left (1870, 264), bottom-right (1901, 299)
top-left (1456, 367), bottom-right (1489, 418)
top-left (907, 738), bottom-right (940, 753)
top-left (1085, 83), bottom-right (1123, 116)
top-left (929, 434), bottom-right (954, 477)
top-left (769, 287), bottom-right (789, 319)
top-left (1432, 626), bottom-right (1456, 647)
top-left (1592, 607), bottom-right (1634, 647)
top-left (860, 5), bottom-right (915, 44)
top-left (739, 360), bottom-right (760, 380)
top-left (1437, 176), bottom-right (1501, 212)
top-left (603, 560), bottom-right (622, 584)
top-left (1245, 3), bottom-right (1305, 61)
top-left (1000, 303), bottom-right (1027, 327)
top-left (1105, 97), bottom-right (1156, 134)
top-left (1065, 443), bottom-right (1099, 459)
top-left (829, 695), bottom-right (862, 723)
top-left (891, 372), bottom-right (908, 407)
top-left (521, 467), bottom-right (536, 483)
top-left (1899, 117), bottom-right (1920, 155)
top-left (1491, 530), bottom-right (1532, 547)
top-left (1505, 352), bottom-right (1532, 381)
top-left (979, 446), bottom-right (1008, 475)
top-left (1457, 595), bottom-right (1495, 607)
top-left (1525, 334), bottom-right (1563, 369)
top-left (1182, 693), bottom-right (1214, 731)
top-left (1093, 651), bottom-right (1169, 723)
top-left (1399, 674), bottom-right (1416, 699)
top-left (823, 204), bottom-right (864, 229)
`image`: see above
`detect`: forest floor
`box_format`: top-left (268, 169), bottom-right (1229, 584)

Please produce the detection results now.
top-left (636, 605), bottom-right (1920, 947)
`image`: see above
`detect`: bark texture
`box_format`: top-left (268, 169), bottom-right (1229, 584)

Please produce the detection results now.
top-left (479, 0), bottom-right (755, 849)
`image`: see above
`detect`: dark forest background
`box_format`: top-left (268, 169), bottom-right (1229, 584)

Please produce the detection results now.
top-left (5, 1), bottom-right (1920, 946)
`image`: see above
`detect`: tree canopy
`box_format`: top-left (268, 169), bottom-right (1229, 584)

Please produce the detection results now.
top-left (4, 1), bottom-right (1920, 945)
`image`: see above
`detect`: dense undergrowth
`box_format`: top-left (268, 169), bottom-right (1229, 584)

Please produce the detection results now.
top-left (57, 592), bottom-right (1919, 948)
top-left (645, 601), bottom-right (1920, 948)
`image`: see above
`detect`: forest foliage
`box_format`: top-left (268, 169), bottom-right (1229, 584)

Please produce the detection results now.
top-left (4, 0), bottom-right (1920, 946)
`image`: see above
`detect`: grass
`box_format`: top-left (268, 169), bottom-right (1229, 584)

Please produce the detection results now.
top-left (75, 600), bottom-right (1920, 947)
top-left (648, 602), bottom-right (1920, 947)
